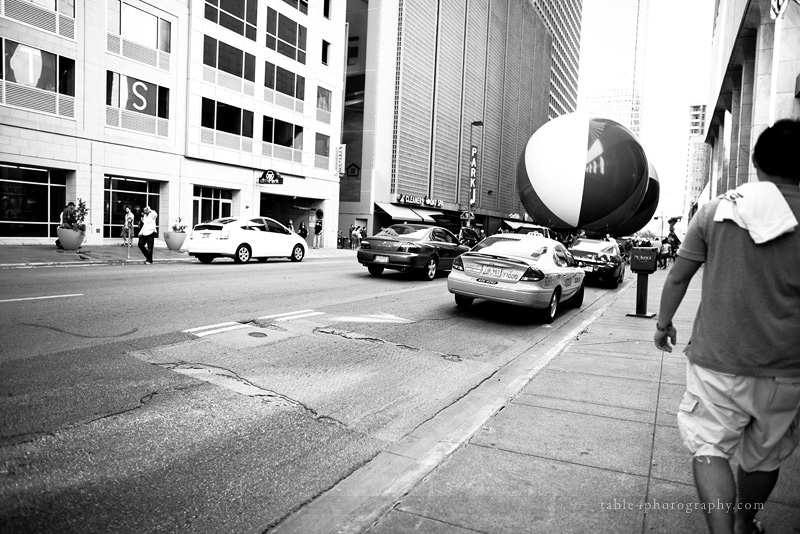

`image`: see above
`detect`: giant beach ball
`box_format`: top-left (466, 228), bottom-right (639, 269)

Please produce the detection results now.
top-left (517, 113), bottom-right (654, 236)
top-left (611, 161), bottom-right (661, 237)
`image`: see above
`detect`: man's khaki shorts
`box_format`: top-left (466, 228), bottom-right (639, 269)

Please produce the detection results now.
top-left (677, 362), bottom-right (800, 472)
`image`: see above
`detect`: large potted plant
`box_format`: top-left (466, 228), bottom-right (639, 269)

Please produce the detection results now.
top-left (56, 198), bottom-right (88, 250)
top-left (164, 217), bottom-right (187, 251)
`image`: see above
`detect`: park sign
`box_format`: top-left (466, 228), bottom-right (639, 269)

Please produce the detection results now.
top-left (258, 170), bottom-right (283, 185)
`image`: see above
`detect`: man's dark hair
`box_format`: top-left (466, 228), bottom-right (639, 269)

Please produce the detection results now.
top-left (752, 119), bottom-right (800, 182)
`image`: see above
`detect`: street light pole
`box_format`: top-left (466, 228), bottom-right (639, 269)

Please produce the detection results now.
top-left (466, 120), bottom-right (483, 228)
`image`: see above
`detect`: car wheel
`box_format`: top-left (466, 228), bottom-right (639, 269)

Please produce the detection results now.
top-left (609, 271), bottom-right (620, 289)
top-left (542, 290), bottom-right (559, 323)
top-left (421, 256), bottom-right (438, 281)
top-left (234, 244), bottom-right (251, 264)
top-left (368, 265), bottom-right (384, 276)
top-left (197, 254), bottom-right (214, 264)
top-left (455, 295), bottom-right (474, 308)
top-left (289, 244), bottom-right (305, 262)
top-left (571, 281), bottom-right (585, 308)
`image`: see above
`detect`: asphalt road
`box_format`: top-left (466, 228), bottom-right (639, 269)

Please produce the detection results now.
top-left (0, 258), bottom-right (616, 533)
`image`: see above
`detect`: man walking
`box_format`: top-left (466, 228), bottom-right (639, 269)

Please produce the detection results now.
top-left (654, 119), bottom-right (800, 534)
top-left (138, 205), bottom-right (158, 264)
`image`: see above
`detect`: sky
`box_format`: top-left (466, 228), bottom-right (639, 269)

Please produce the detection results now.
top-left (639, 0), bottom-right (716, 233)
top-left (577, 0), bottom-right (717, 236)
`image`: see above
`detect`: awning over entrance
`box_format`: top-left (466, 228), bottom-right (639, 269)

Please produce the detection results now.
top-left (412, 208), bottom-right (443, 223)
top-left (375, 202), bottom-right (423, 222)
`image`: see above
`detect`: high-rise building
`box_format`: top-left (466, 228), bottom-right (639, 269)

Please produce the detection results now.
top-left (577, 0), bottom-right (648, 138)
top-left (702, 0), bottom-right (800, 198)
top-left (340, 0), bottom-right (582, 235)
top-left (0, 1), bottom-right (346, 247)
top-left (684, 105), bottom-right (710, 220)
top-left (532, 0), bottom-right (584, 119)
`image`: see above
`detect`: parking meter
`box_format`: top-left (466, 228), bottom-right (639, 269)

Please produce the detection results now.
top-left (627, 247), bottom-right (658, 318)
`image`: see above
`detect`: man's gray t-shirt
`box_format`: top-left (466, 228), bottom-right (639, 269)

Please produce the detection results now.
top-left (678, 184), bottom-right (800, 377)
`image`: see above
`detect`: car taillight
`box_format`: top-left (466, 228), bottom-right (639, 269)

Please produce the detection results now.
top-left (520, 267), bottom-right (544, 281)
top-left (360, 241), bottom-right (370, 249)
top-left (398, 243), bottom-right (420, 253)
top-left (453, 256), bottom-right (464, 271)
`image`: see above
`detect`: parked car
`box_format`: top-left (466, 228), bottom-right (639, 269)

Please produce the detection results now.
top-left (357, 224), bottom-right (469, 280)
top-left (512, 223), bottom-right (554, 239)
top-left (568, 237), bottom-right (626, 288)
top-left (447, 234), bottom-right (585, 323)
top-left (187, 216), bottom-right (306, 264)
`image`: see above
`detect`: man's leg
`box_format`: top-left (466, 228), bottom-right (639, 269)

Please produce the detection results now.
top-left (138, 235), bottom-right (148, 260)
top-left (693, 455), bottom-right (736, 534)
top-left (146, 235), bottom-right (154, 262)
top-left (734, 467), bottom-right (778, 533)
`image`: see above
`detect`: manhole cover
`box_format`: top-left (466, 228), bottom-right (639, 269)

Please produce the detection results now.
top-left (249, 332), bottom-right (268, 338)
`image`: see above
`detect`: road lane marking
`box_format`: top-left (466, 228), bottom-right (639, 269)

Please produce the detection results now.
top-left (328, 312), bottom-right (412, 324)
top-left (0, 293), bottom-right (83, 303)
top-left (183, 321), bottom-right (250, 337)
top-left (258, 310), bottom-right (325, 322)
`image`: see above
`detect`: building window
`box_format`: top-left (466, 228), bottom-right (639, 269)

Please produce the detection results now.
top-left (107, 1), bottom-right (171, 53)
top-left (23, 0), bottom-right (75, 16)
top-left (266, 8), bottom-right (306, 64)
top-left (262, 116), bottom-right (303, 149)
top-left (323, 0), bottom-right (331, 19)
top-left (317, 87), bottom-right (331, 113)
top-left (2, 40), bottom-right (75, 96)
top-left (201, 97), bottom-right (253, 138)
top-left (282, 0), bottom-right (308, 15)
top-left (347, 37), bottom-right (358, 65)
top-left (322, 40), bottom-right (330, 65)
top-left (315, 133), bottom-right (330, 157)
top-left (106, 71), bottom-right (169, 118)
top-left (203, 36), bottom-right (255, 82)
top-left (104, 176), bottom-right (160, 238)
top-left (0, 164), bottom-right (67, 238)
top-left (264, 61), bottom-right (305, 100)
top-left (193, 186), bottom-right (233, 225)
top-left (204, 0), bottom-right (258, 41)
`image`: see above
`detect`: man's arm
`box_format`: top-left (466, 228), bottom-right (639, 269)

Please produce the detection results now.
top-left (654, 256), bottom-right (702, 352)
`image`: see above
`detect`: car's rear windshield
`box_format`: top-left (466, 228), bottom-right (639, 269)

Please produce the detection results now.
top-left (472, 237), bottom-right (547, 259)
top-left (193, 224), bottom-right (223, 231)
top-left (376, 225), bottom-right (429, 239)
top-left (571, 239), bottom-right (615, 254)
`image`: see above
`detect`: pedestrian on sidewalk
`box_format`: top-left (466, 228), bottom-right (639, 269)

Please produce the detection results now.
top-left (654, 119), bottom-right (800, 534)
top-left (313, 218), bottom-right (322, 249)
top-left (121, 205), bottom-right (134, 247)
top-left (137, 206), bottom-right (158, 264)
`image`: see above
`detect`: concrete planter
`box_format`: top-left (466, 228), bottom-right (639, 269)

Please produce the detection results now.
top-left (164, 232), bottom-right (186, 251)
top-left (56, 227), bottom-right (85, 250)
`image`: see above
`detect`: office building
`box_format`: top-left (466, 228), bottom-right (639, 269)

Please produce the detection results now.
top-left (339, 0), bottom-right (582, 236)
top-left (0, 0), bottom-right (345, 247)
top-left (702, 0), bottom-right (800, 197)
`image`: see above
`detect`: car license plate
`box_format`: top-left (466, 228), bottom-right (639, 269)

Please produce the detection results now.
top-left (481, 266), bottom-right (502, 277)
top-left (202, 233), bottom-right (210, 239)
top-left (374, 255), bottom-right (389, 263)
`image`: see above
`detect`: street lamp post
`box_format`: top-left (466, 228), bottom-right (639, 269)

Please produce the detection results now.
top-left (466, 120), bottom-right (483, 228)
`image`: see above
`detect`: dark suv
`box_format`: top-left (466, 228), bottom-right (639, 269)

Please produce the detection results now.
top-left (458, 227), bottom-right (482, 248)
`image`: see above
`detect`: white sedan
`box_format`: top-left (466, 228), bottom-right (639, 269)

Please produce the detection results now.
top-left (447, 234), bottom-right (585, 322)
top-left (187, 216), bottom-right (306, 264)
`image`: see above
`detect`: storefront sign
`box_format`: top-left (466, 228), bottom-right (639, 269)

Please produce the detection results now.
top-left (336, 144), bottom-right (346, 175)
top-left (470, 145), bottom-right (479, 206)
top-left (397, 194), bottom-right (444, 208)
top-left (258, 170), bottom-right (283, 184)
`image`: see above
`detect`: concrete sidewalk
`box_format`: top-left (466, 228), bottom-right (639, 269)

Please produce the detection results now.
top-left (272, 268), bottom-right (800, 534)
top-left (0, 241), bottom-right (356, 268)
